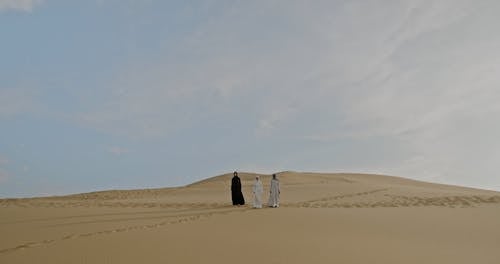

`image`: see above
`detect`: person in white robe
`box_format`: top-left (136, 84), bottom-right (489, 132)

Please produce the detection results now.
top-left (252, 176), bottom-right (264, 208)
top-left (268, 174), bottom-right (280, 208)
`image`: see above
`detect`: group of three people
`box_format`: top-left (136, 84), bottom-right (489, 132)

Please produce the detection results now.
top-left (231, 171), bottom-right (280, 208)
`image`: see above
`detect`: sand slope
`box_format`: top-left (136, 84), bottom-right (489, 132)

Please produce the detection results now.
top-left (1, 172), bottom-right (499, 263)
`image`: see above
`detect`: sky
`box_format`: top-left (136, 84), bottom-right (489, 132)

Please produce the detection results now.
top-left (1, 0), bottom-right (500, 198)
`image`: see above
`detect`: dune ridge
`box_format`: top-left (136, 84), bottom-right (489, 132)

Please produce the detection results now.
top-left (2, 171), bottom-right (498, 208)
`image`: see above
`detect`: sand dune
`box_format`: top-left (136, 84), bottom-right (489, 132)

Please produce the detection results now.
top-left (1, 172), bottom-right (499, 263)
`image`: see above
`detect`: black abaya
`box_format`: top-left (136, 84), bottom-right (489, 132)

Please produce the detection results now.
top-left (231, 176), bottom-right (245, 205)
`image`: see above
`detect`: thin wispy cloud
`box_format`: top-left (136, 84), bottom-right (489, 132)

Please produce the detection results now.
top-left (78, 1), bottom-right (475, 139)
top-left (0, 0), bottom-right (43, 12)
top-left (71, 1), bottom-right (500, 189)
top-left (107, 146), bottom-right (130, 156)
top-left (2, 1), bottom-right (500, 197)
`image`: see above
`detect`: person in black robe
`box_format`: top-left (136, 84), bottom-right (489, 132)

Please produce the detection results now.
top-left (231, 171), bottom-right (245, 205)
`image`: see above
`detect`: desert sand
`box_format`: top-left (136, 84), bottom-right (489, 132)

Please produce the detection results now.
top-left (1, 172), bottom-right (500, 263)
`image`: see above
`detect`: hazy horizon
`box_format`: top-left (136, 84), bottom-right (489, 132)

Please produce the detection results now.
top-left (2, 1), bottom-right (500, 198)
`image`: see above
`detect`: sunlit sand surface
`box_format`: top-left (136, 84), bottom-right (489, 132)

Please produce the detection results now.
top-left (1, 172), bottom-right (499, 263)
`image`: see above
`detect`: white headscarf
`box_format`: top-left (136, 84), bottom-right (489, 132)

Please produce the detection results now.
top-left (253, 175), bottom-right (263, 193)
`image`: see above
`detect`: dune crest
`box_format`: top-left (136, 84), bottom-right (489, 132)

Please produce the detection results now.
top-left (1, 172), bottom-right (498, 208)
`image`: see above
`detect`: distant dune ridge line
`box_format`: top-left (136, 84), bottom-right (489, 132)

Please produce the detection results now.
top-left (1, 171), bottom-right (499, 208)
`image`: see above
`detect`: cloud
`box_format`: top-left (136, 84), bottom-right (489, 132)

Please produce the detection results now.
top-left (334, 1), bottom-right (500, 186)
top-left (256, 104), bottom-right (298, 136)
top-left (107, 146), bottom-right (130, 156)
top-left (0, 0), bottom-right (43, 12)
top-left (69, 1), bottom-right (500, 189)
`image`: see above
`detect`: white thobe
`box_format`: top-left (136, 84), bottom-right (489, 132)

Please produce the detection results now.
top-left (253, 180), bottom-right (264, 208)
top-left (268, 179), bottom-right (280, 207)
